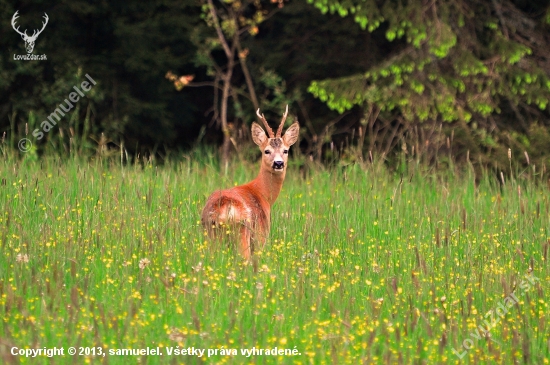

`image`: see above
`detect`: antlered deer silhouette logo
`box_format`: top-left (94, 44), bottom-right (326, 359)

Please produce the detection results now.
top-left (11, 11), bottom-right (49, 54)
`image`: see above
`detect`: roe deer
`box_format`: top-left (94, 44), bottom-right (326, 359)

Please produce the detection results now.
top-left (201, 106), bottom-right (300, 260)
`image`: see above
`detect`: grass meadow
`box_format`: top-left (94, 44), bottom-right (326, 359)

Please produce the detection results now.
top-left (0, 152), bottom-right (549, 364)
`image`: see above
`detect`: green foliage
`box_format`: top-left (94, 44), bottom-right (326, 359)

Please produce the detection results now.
top-left (307, 0), bottom-right (550, 136)
top-left (257, 69), bottom-right (299, 117)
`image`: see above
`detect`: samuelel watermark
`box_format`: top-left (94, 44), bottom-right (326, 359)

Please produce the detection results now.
top-left (451, 272), bottom-right (540, 359)
top-left (18, 74), bottom-right (97, 152)
top-left (12, 10), bottom-right (48, 61)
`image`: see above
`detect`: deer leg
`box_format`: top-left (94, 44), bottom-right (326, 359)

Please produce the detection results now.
top-left (259, 227), bottom-right (269, 250)
top-left (239, 225), bottom-right (252, 260)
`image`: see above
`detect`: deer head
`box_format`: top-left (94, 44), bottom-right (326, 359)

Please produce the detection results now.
top-left (252, 105), bottom-right (300, 174)
top-left (12, 11), bottom-right (49, 54)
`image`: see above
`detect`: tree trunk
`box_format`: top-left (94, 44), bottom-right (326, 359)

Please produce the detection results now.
top-left (206, 0), bottom-right (238, 168)
top-left (220, 56), bottom-right (234, 168)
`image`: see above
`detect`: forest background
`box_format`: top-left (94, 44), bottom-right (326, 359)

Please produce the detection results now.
top-left (1, 0), bottom-right (550, 171)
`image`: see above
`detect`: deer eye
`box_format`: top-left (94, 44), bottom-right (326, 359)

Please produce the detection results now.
top-left (283, 150), bottom-right (289, 154)
top-left (264, 150), bottom-right (271, 155)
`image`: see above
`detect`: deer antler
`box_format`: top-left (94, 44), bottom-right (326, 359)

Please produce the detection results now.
top-left (11, 11), bottom-right (48, 40)
top-left (256, 108), bottom-right (274, 138)
top-left (11, 11), bottom-right (27, 37)
top-left (276, 105), bottom-right (288, 138)
top-left (29, 13), bottom-right (48, 40)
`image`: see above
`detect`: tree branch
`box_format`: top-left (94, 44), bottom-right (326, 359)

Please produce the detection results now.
top-left (206, 0), bottom-right (232, 57)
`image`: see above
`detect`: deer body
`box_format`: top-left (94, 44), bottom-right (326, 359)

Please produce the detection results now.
top-left (201, 106), bottom-right (299, 259)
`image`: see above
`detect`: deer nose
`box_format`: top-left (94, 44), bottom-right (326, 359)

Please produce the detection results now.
top-left (273, 161), bottom-right (284, 169)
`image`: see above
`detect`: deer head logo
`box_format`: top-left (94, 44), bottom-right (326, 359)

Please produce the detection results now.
top-left (11, 11), bottom-right (49, 54)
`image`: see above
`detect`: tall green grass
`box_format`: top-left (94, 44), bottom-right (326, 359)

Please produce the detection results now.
top-left (0, 152), bottom-right (548, 364)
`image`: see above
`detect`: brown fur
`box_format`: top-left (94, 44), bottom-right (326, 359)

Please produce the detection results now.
top-left (201, 107), bottom-right (299, 259)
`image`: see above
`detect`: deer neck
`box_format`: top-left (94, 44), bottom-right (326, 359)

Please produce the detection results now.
top-left (251, 167), bottom-right (286, 206)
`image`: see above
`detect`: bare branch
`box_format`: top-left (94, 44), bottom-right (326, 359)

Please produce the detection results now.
top-left (235, 40), bottom-right (259, 110)
top-left (206, 0), bottom-right (232, 57)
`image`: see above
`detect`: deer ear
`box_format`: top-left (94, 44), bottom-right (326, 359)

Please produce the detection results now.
top-left (251, 122), bottom-right (267, 146)
top-left (282, 122), bottom-right (300, 146)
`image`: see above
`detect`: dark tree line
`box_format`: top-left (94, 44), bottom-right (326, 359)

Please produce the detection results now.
top-left (1, 0), bottom-right (550, 170)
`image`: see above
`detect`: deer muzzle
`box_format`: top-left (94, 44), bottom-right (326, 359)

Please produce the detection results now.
top-left (272, 161), bottom-right (284, 170)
